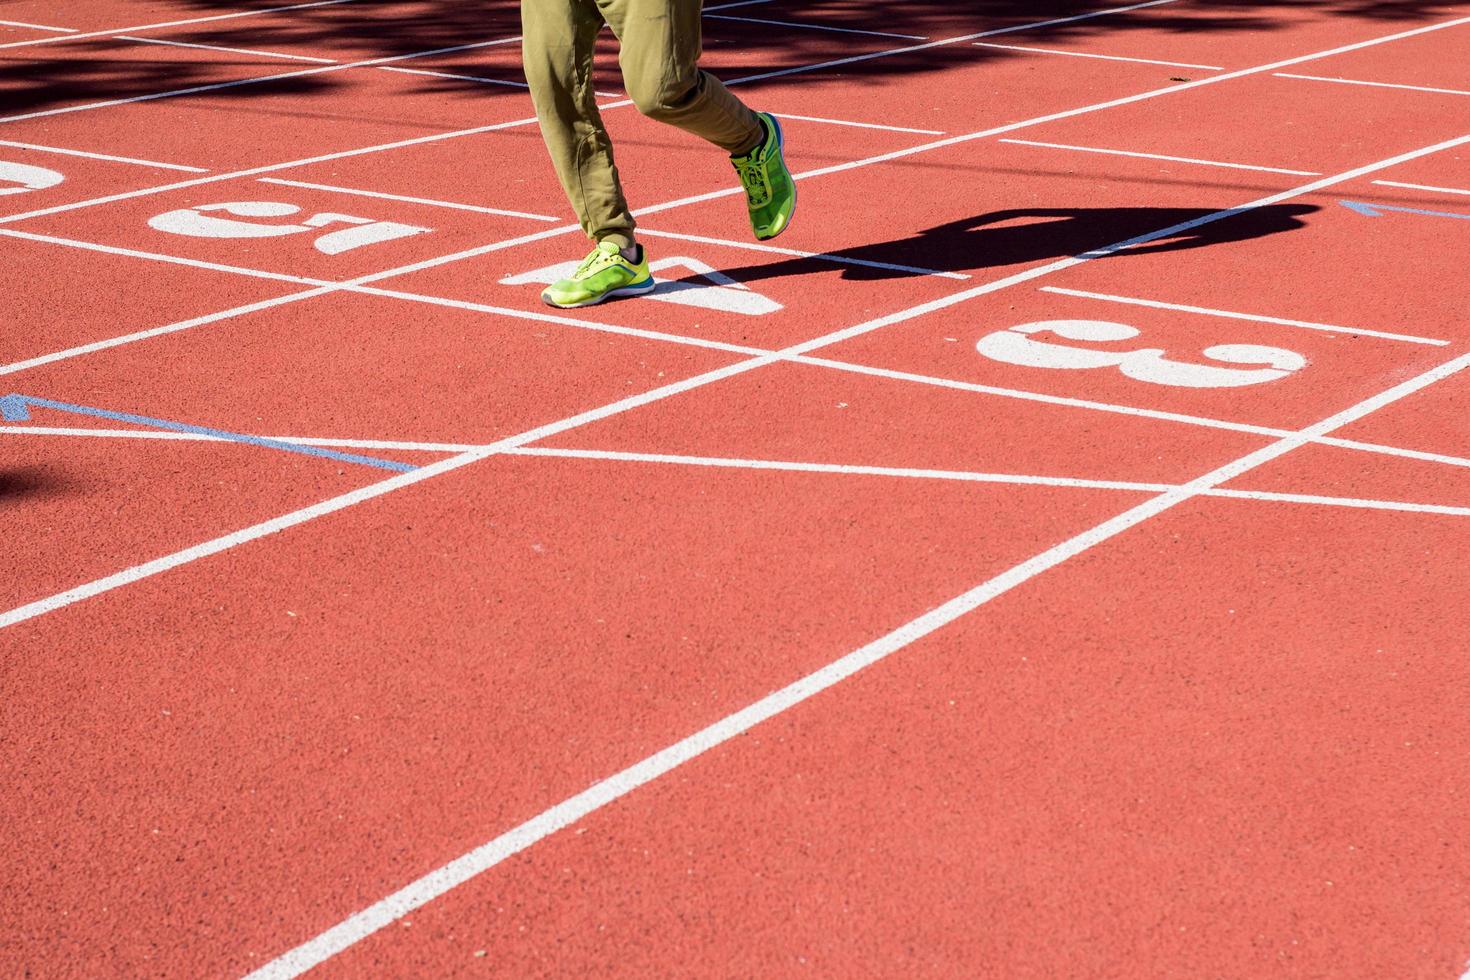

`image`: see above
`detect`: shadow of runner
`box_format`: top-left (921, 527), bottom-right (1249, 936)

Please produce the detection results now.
top-left (0, 466), bottom-right (75, 504)
top-left (718, 203), bottom-right (1320, 283)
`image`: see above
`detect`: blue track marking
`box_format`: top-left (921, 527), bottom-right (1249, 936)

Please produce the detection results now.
top-left (0, 394), bottom-right (418, 473)
top-left (1340, 199), bottom-right (1470, 221)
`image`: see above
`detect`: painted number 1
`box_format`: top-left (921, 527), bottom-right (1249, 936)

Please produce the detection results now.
top-left (977, 320), bottom-right (1306, 388)
top-left (148, 201), bottom-right (431, 254)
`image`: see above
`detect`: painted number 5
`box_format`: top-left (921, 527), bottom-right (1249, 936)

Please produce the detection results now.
top-left (147, 201), bottom-right (430, 254)
top-left (976, 320), bottom-right (1306, 388)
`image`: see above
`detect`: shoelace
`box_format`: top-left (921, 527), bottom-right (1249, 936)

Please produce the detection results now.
top-left (733, 156), bottom-right (771, 208)
top-left (574, 245), bottom-right (618, 279)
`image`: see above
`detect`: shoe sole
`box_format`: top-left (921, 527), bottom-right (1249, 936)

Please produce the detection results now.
top-left (541, 277), bottom-right (656, 309)
top-left (754, 113), bottom-right (796, 242)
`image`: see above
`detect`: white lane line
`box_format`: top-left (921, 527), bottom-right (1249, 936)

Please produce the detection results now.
top-left (1274, 72), bottom-right (1470, 97)
top-left (975, 41), bottom-right (1224, 71)
top-left (0, 0), bottom-right (365, 50)
top-left (10, 426), bottom-right (1470, 518)
top-left (0, 139), bottom-right (208, 172)
top-left (244, 342), bottom-right (1470, 980)
top-left (1373, 179), bottom-right (1470, 198)
top-left (633, 227), bottom-right (969, 279)
top-left (726, 0), bottom-right (1185, 86)
top-left (1038, 286), bottom-right (1447, 346)
top-left (766, 112), bottom-right (944, 135)
top-left (1000, 138), bottom-right (1321, 176)
top-left (0, 289), bottom-right (339, 379)
top-left (0, 35), bottom-right (524, 124)
top-left (8, 1), bottom-right (1461, 233)
top-left (257, 178), bottom-right (562, 222)
top-left (0, 20), bottom-right (76, 33)
top-left (704, 13), bottom-right (926, 40)
top-left (116, 34), bottom-right (338, 63)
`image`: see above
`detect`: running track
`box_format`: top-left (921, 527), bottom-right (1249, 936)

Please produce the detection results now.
top-left (3, 1), bottom-right (1469, 976)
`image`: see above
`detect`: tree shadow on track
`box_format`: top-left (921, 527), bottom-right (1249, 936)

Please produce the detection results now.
top-left (719, 203), bottom-right (1321, 283)
top-left (4, 0), bottom-right (1462, 116)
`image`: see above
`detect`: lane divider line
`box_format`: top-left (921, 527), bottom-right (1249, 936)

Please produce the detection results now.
top-left (1275, 72), bottom-right (1470, 98)
top-left (1038, 285), bottom-right (1446, 345)
top-left (256, 178), bottom-right (562, 222)
top-left (704, 14), bottom-right (927, 41)
top-left (8, 424), bottom-right (1470, 519)
top-left (1373, 179), bottom-right (1470, 198)
top-left (0, 19), bottom-right (76, 33)
top-left (999, 137), bottom-right (1321, 176)
top-left (0, 139), bottom-right (208, 172)
top-left (0, 0), bottom-right (366, 50)
top-left (0, 35), bottom-right (525, 124)
top-left (974, 41), bottom-right (1224, 71)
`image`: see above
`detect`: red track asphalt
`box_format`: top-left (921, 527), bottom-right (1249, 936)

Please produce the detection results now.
top-left (3, 2), bottom-right (1469, 977)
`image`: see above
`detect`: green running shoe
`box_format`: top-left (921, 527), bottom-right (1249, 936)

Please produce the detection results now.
top-left (540, 241), bottom-right (655, 309)
top-left (731, 112), bottom-right (796, 241)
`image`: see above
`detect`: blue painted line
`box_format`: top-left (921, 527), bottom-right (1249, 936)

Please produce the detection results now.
top-left (0, 394), bottom-right (418, 473)
top-left (1341, 199), bottom-right (1470, 221)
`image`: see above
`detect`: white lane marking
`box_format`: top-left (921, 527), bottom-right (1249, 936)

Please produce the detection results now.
top-left (0, 288), bottom-right (338, 379)
top-left (727, 0), bottom-right (1186, 86)
top-left (0, 36), bottom-right (523, 123)
top-left (704, 13), bottom-right (926, 40)
top-left (1373, 179), bottom-right (1470, 198)
top-left (1275, 72), bottom-right (1470, 97)
top-left (765, 111), bottom-right (944, 135)
top-left (974, 41), bottom-right (1224, 70)
top-left (244, 344), bottom-right (1470, 980)
top-left (0, 20), bottom-right (76, 33)
top-left (0, 139), bottom-right (208, 172)
top-left (10, 426), bottom-right (1470, 518)
top-left (1000, 138), bottom-right (1321, 176)
top-left (116, 34), bottom-right (338, 63)
top-left (0, 0), bottom-right (364, 50)
top-left (1039, 286), bottom-right (1447, 346)
top-left (634, 227), bottom-right (969, 279)
top-left (7, 3), bottom-right (1464, 232)
top-left (257, 178), bottom-right (561, 222)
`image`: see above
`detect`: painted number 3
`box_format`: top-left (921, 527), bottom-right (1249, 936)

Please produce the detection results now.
top-left (976, 320), bottom-right (1306, 389)
top-left (148, 201), bottom-right (430, 254)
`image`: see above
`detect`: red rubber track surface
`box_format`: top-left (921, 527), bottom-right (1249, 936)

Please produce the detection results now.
top-left (3, 2), bottom-right (1469, 978)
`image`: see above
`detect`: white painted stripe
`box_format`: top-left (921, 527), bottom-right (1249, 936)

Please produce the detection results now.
top-left (0, 36), bottom-right (523, 123)
top-left (1038, 286), bottom-right (1447, 346)
top-left (705, 13), bottom-right (926, 40)
top-left (11, 426), bottom-right (1470, 518)
top-left (974, 41), bottom-right (1223, 70)
top-left (0, 20), bottom-right (76, 33)
top-left (765, 111), bottom-right (944, 135)
top-left (244, 343), bottom-right (1470, 980)
top-left (1275, 72), bottom-right (1470, 97)
top-left (0, 139), bottom-right (208, 172)
top-left (8, 2), bottom-right (1463, 232)
top-left (0, 0), bottom-right (365, 50)
top-left (1000, 137), bottom-right (1321, 176)
top-left (0, 289), bottom-right (338, 378)
top-left (726, 0), bottom-right (1185, 86)
top-left (257, 178), bottom-right (561, 222)
top-left (116, 35), bottom-right (338, 63)
top-left (1373, 179), bottom-right (1470, 198)
top-left (633, 227), bottom-right (969, 279)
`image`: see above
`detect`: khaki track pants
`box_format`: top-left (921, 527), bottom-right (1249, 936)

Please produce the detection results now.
top-left (521, 0), bottom-right (763, 249)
